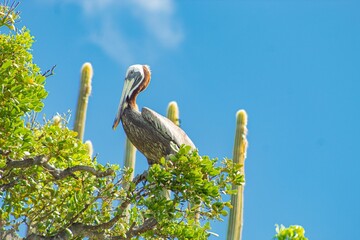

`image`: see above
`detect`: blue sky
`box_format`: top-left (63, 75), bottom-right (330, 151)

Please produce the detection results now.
top-left (19, 0), bottom-right (360, 239)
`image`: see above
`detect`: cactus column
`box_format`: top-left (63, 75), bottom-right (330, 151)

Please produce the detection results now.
top-left (163, 101), bottom-right (180, 200)
top-left (123, 105), bottom-right (138, 219)
top-left (124, 104), bottom-right (138, 180)
top-left (167, 101), bottom-right (200, 220)
top-left (123, 136), bottom-right (137, 219)
top-left (227, 110), bottom-right (248, 240)
top-left (74, 63), bottom-right (93, 141)
top-left (167, 101), bottom-right (180, 126)
top-left (123, 104), bottom-right (138, 183)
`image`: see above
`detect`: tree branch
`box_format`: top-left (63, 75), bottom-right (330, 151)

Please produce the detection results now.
top-left (25, 171), bottom-right (154, 240)
top-left (1, 154), bottom-right (114, 180)
top-left (0, 177), bottom-right (18, 191)
top-left (4, 155), bottom-right (48, 169)
top-left (43, 164), bottom-right (114, 180)
top-left (122, 218), bottom-right (158, 239)
top-left (133, 170), bottom-right (148, 184)
top-left (26, 217), bottom-right (158, 240)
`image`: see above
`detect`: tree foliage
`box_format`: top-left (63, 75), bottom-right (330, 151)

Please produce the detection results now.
top-left (274, 225), bottom-right (308, 240)
top-left (0, 3), bottom-right (244, 239)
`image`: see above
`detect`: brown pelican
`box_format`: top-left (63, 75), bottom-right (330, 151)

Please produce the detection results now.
top-left (112, 64), bottom-right (196, 164)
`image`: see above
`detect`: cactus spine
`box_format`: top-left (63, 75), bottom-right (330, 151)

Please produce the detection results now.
top-left (227, 110), bottom-right (248, 240)
top-left (74, 62), bottom-right (93, 141)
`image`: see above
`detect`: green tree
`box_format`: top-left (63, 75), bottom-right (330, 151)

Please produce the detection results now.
top-left (0, 3), bottom-right (243, 239)
top-left (0, 3), bottom-right (308, 240)
top-left (274, 225), bottom-right (308, 240)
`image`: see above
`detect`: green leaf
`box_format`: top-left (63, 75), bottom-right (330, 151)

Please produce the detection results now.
top-left (1, 60), bottom-right (12, 70)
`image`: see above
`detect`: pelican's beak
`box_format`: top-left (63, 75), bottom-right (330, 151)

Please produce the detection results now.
top-left (112, 78), bottom-right (134, 130)
top-left (112, 71), bottom-right (142, 130)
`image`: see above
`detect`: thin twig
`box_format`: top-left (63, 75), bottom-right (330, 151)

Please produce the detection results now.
top-left (42, 65), bottom-right (56, 77)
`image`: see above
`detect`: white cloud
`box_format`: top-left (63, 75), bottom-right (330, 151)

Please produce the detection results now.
top-left (131, 0), bottom-right (183, 48)
top-left (42, 0), bottom-right (184, 66)
top-left (70, 0), bottom-right (120, 15)
top-left (90, 18), bottom-right (135, 66)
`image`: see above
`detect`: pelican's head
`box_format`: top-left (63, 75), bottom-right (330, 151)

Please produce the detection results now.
top-left (112, 64), bottom-right (151, 130)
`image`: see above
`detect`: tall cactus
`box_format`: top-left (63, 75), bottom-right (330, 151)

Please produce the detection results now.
top-left (74, 62), bottom-right (93, 141)
top-left (123, 105), bottom-right (138, 219)
top-left (124, 137), bottom-right (137, 181)
top-left (167, 101), bottom-right (201, 220)
top-left (124, 104), bottom-right (138, 182)
top-left (227, 110), bottom-right (248, 240)
top-left (163, 101), bottom-right (180, 199)
top-left (167, 101), bottom-right (180, 126)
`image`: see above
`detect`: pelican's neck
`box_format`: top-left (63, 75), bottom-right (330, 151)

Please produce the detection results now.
top-left (128, 95), bottom-right (138, 109)
top-left (122, 102), bottom-right (140, 121)
top-left (127, 65), bottom-right (151, 110)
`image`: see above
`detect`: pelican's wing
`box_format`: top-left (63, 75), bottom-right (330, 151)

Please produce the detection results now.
top-left (141, 107), bottom-right (196, 149)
